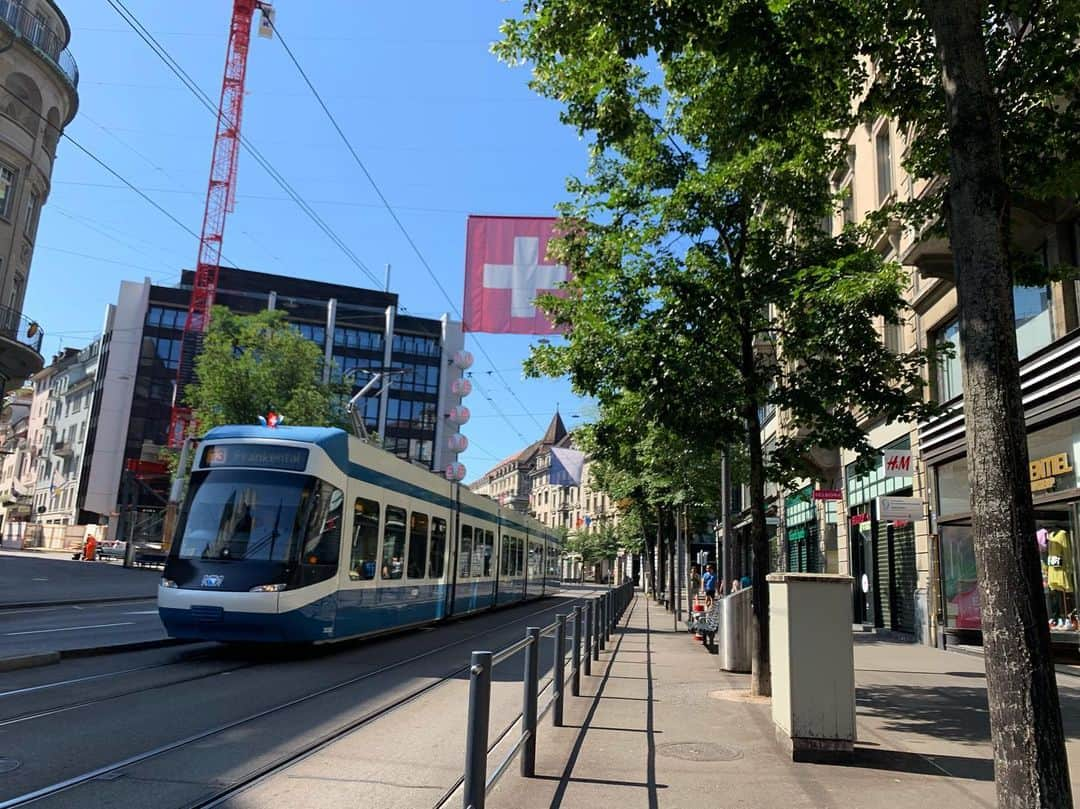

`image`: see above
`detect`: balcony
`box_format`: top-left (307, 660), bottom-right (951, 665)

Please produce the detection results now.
top-left (0, 0), bottom-right (78, 89)
top-left (0, 304), bottom-right (42, 394)
top-left (52, 440), bottom-right (72, 457)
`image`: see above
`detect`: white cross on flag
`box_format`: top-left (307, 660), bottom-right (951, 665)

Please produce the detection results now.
top-left (463, 215), bottom-right (569, 334)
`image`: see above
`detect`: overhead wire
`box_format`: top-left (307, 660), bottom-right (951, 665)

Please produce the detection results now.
top-left (105, 0), bottom-right (382, 288)
top-left (266, 16), bottom-right (551, 438)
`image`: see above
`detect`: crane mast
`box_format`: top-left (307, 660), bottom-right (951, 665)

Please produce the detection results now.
top-left (168, 0), bottom-right (273, 447)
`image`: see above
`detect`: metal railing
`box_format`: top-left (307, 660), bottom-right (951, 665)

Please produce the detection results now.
top-left (0, 304), bottom-right (42, 353)
top-left (0, 0), bottom-right (79, 88)
top-left (459, 581), bottom-right (634, 809)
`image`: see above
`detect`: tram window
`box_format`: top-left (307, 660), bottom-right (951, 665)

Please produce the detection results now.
top-left (529, 541), bottom-right (542, 576)
top-left (381, 506), bottom-right (407, 580)
top-left (407, 512), bottom-right (429, 579)
top-left (350, 498), bottom-right (380, 581)
top-left (500, 535), bottom-right (510, 576)
top-left (301, 483), bottom-right (342, 567)
top-left (459, 525), bottom-right (473, 578)
top-left (429, 517), bottom-right (447, 578)
top-left (515, 537), bottom-right (524, 576)
top-left (479, 529), bottom-right (494, 577)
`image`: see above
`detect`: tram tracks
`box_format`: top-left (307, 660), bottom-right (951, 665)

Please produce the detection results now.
top-left (0, 594), bottom-right (594, 809)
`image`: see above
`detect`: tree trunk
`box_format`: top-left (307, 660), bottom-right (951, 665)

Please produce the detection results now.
top-left (644, 522), bottom-right (657, 595)
top-left (656, 506), bottom-right (666, 604)
top-left (924, 3), bottom-right (1072, 805)
top-left (741, 324), bottom-right (771, 697)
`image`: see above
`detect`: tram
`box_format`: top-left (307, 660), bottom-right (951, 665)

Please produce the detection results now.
top-left (157, 425), bottom-right (562, 643)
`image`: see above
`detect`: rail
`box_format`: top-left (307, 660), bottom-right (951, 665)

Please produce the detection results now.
top-left (0, 0), bottom-right (78, 89)
top-left (0, 303), bottom-right (42, 353)
top-left (456, 581), bottom-right (635, 809)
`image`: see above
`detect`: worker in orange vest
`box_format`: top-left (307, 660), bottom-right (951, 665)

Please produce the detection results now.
top-left (83, 535), bottom-right (97, 562)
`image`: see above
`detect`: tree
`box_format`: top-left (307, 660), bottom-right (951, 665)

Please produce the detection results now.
top-left (498, 1), bottom-right (937, 695)
top-left (860, 2), bottom-right (1077, 804)
top-left (186, 306), bottom-right (346, 432)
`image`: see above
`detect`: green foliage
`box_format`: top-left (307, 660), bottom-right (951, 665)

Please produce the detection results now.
top-left (498, 0), bottom-right (939, 494)
top-left (186, 307), bottom-right (347, 433)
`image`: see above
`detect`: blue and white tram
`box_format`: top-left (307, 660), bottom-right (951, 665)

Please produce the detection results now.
top-left (158, 426), bottom-right (562, 643)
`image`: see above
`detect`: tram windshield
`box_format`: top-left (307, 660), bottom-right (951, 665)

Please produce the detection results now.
top-left (175, 469), bottom-right (316, 563)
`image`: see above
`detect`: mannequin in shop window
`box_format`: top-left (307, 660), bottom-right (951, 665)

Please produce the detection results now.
top-left (1043, 528), bottom-right (1075, 630)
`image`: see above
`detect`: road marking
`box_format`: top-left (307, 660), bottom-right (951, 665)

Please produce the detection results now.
top-left (3, 622), bottom-right (135, 636)
top-left (123, 610), bottom-right (159, 615)
top-left (31, 578), bottom-right (48, 582)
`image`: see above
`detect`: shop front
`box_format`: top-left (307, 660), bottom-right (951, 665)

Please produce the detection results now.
top-left (845, 437), bottom-right (920, 634)
top-left (784, 486), bottom-right (821, 573)
top-left (933, 414), bottom-right (1080, 642)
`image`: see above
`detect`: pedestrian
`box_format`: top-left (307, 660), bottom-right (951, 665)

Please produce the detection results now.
top-left (731, 578), bottom-right (741, 593)
top-left (689, 563), bottom-right (701, 597)
top-left (702, 564), bottom-right (717, 606)
top-left (740, 574), bottom-right (751, 589)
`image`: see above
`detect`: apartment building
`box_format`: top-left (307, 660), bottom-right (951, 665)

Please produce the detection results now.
top-left (29, 338), bottom-right (98, 526)
top-left (772, 116), bottom-right (1080, 648)
top-left (0, 0), bottom-right (78, 393)
top-left (0, 386), bottom-right (33, 534)
top-left (469, 412), bottom-right (568, 512)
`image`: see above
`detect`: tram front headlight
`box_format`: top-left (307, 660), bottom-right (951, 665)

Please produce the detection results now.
top-left (160, 578), bottom-right (178, 589)
top-left (249, 583), bottom-right (287, 592)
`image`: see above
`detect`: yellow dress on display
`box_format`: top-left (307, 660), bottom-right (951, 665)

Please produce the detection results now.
top-left (1047, 530), bottom-right (1072, 593)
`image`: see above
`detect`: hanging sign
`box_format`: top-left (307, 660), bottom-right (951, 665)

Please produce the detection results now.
top-left (877, 495), bottom-right (923, 522)
top-left (812, 489), bottom-right (842, 501)
top-left (882, 449), bottom-right (912, 478)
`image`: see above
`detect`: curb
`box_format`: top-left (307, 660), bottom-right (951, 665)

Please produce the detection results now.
top-left (0, 651), bottom-right (60, 672)
top-left (59, 637), bottom-right (194, 659)
top-left (0, 595), bottom-right (157, 610)
top-left (0, 638), bottom-right (195, 673)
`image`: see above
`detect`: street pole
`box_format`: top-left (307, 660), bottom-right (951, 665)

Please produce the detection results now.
top-left (721, 450), bottom-right (731, 595)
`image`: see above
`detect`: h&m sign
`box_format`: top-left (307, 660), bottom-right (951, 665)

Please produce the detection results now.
top-left (882, 449), bottom-right (912, 478)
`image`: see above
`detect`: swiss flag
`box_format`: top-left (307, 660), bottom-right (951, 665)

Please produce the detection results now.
top-left (463, 215), bottom-right (570, 334)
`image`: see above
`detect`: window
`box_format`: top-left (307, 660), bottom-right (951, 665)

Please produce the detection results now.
top-left (933, 319), bottom-right (962, 402)
top-left (429, 517), bottom-right (447, 578)
top-left (299, 482), bottom-right (342, 572)
top-left (501, 535), bottom-right (511, 575)
top-left (10, 273), bottom-right (21, 309)
top-left (24, 189), bottom-right (38, 240)
top-left (381, 505), bottom-right (406, 579)
top-left (349, 497), bottom-right (381, 580)
top-left (876, 128), bottom-right (893, 202)
top-left (1014, 285), bottom-right (1053, 359)
top-left (479, 529), bottom-right (494, 577)
top-left (884, 320), bottom-right (903, 354)
top-left (0, 164), bottom-right (16, 219)
top-left (295, 323), bottom-right (326, 346)
top-left (459, 524), bottom-right (473, 577)
top-left (841, 183), bottom-right (855, 226)
top-left (407, 512), bottom-right (429, 579)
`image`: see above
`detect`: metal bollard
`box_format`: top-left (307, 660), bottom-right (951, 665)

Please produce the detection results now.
top-left (584, 602), bottom-right (592, 676)
top-left (599, 595), bottom-right (607, 650)
top-left (462, 651), bottom-right (492, 809)
top-left (593, 598), bottom-right (601, 661)
top-left (553, 614), bottom-right (566, 726)
top-left (572, 605), bottom-right (582, 696)
top-left (521, 626), bottom-right (540, 777)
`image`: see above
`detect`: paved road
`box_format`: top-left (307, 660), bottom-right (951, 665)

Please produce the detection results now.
top-left (0, 589), bottom-right (598, 808)
top-left (0, 553), bottom-right (160, 607)
top-left (0, 599), bottom-right (167, 658)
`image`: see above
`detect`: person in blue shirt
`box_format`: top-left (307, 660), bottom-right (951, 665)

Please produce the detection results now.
top-left (740, 574), bottom-right (752, 589)
top-left (703, 564), bottom-right (717, 605)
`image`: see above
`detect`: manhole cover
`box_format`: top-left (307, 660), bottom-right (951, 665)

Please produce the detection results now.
top-left (657, 742), bottom-right (741, 762)
top-left (0, 758), bottom-right (21, 774)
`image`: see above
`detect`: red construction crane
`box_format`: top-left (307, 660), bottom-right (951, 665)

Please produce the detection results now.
top-left (168, 0), bottom-right (275, 447)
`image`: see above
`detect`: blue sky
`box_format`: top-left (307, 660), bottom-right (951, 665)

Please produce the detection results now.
top-left (27, 0), bottom-right (593, 477)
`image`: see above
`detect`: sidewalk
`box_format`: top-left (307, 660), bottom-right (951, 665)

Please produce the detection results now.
top-left (485, 592), bottom-right (1080, 808)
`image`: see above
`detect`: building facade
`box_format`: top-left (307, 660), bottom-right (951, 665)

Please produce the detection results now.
top-left (28, 338), bottom-right (98, 526)
top-left (0, 0), bottom-right (77, 392)
top-left (80, 267), bottom-right (466, 540)
top-left (768, 115), bottom-right (1080, 648)
top-left (0, 385), bottom-right (33, 533)
top-left (469, 412), bottom-right (568, 512)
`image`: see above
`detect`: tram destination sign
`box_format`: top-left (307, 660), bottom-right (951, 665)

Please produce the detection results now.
top-left (200, 444), bottom-right (309, 472)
